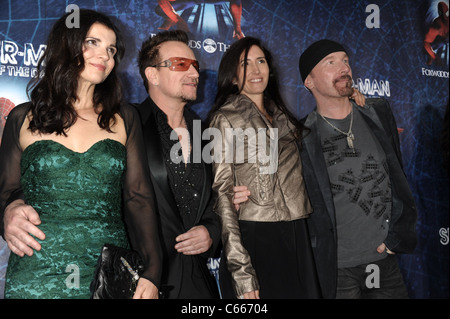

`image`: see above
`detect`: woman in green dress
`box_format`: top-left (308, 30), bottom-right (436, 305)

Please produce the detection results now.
top-left (0, 9), bottom-right (161, 299)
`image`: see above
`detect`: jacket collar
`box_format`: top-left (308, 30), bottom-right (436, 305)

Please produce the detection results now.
top-left (228, 94), bottom-right (295, 139)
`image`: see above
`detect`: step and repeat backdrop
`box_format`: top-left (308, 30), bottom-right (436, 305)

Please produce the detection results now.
top-left (0, 0), bottom-right (448, 299)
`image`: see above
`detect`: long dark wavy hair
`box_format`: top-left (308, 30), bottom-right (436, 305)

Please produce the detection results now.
top-left (27, 9), bottom-right (125, 135)
top-left (208, 37), bottom-right (305, 140)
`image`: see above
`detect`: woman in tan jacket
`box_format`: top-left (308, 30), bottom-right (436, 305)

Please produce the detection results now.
top-left (208, 37), bottom-right (321, 299)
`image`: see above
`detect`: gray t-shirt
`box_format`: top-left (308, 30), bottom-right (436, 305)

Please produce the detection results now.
top-left (317, 104), bottom-right (391, 268)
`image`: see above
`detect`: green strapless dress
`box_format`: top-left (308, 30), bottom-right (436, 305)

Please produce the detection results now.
top-left (5, 139), bottom-right (129, 299)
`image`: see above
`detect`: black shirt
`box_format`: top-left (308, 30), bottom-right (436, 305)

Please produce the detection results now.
top-left (154, 106), bottom-right (203, 230)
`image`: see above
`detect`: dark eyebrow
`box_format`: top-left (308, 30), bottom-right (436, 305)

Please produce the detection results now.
top-left (240, 56), bottom-right (266, 62)
top-left (86, 36), bottom-right (116, 47)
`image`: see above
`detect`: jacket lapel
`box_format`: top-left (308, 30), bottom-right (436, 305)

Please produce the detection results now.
top-left (303, 111), bottom-right (337, 227)
top-left (139, 97), bottom-right (179, 214)
top-left (355, 102), bottom-right (401, 172)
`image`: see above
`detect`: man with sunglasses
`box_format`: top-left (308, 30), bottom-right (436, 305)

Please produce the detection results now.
top-left (135, 30), bottom-right (221, 299)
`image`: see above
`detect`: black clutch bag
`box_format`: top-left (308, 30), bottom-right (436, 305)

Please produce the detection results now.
top-left (90, 244), bottom-right (144, 299)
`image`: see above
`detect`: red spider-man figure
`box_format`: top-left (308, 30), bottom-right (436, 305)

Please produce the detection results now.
top-left (424, 1), bottom-right (449, 65)
top-left (156, 0), bottom-right (244, 39)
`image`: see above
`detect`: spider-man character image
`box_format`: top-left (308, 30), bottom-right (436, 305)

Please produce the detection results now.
top-left (155, 0), bottom-right (244, 39)
top-left (424, 1), bottom-right (449, 65)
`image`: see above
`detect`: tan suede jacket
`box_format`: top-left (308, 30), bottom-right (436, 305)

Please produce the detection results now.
top-left (209, 94), bottom-right (312, 297)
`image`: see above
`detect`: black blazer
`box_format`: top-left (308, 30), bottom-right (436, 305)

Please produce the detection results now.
top-left (300, 98), bottom-right (417, 298)
top-left (136, 97), bottom-right (221, 299)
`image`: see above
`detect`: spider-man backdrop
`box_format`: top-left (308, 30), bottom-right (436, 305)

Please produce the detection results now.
top-left (0, 0), bottom-right (448, 299)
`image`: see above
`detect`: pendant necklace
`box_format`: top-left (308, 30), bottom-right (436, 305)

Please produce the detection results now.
top-left (320, 107), bottom-right (355, 151)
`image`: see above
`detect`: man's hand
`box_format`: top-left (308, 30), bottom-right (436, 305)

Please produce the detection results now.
top-left (233, 186), bottom-right (250, 211)
top-left (377, 243), bottom-right (395, 254)
top-left (133, 277), bottom-right (159, 299)
top-left (4, 200), bottom-right (45, 257)
top-left (175, 225), bottom-right (212, 255)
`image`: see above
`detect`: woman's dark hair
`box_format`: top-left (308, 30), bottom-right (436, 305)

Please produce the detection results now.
top-left (208, 37), bottom-right (305, 139)
top-left (138, 30), bottom-right (189, 92)
top-left (27, 9), bottom-right (125, 135)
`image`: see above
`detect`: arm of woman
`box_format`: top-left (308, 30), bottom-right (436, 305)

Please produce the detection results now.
top-left (120, 103), bottom-right (162, 299)
top-left (209, 111), bottom-right (260, 298)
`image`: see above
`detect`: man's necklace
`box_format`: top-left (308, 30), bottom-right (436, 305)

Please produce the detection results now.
top-left (320, 107), bottom-right (355, 150)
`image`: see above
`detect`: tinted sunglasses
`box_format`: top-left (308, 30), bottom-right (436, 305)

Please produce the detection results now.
top-left (150, 57), bottom-right (200, 72)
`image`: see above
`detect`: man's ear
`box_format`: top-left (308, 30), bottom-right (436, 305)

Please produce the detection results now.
top-left (304, 75), bottom-right (314, 91)
top-left (145, 66), bottom-right (158, 86)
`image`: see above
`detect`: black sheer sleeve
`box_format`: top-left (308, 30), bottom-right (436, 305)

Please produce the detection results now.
top-left (0, 103), bottom-right (29, 239)
top-left (120, 103), bottom-right (162, 288)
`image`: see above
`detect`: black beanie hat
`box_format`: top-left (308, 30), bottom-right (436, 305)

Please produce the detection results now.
top-left (299, 39), bottom-right (347, 83)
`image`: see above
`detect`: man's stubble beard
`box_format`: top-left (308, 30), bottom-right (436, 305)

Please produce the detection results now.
top-left (181, 91), bottom-right (197, 103)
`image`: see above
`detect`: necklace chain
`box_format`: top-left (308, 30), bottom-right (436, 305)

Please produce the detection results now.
top-left (320, 107), bottom-right (355, 149)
